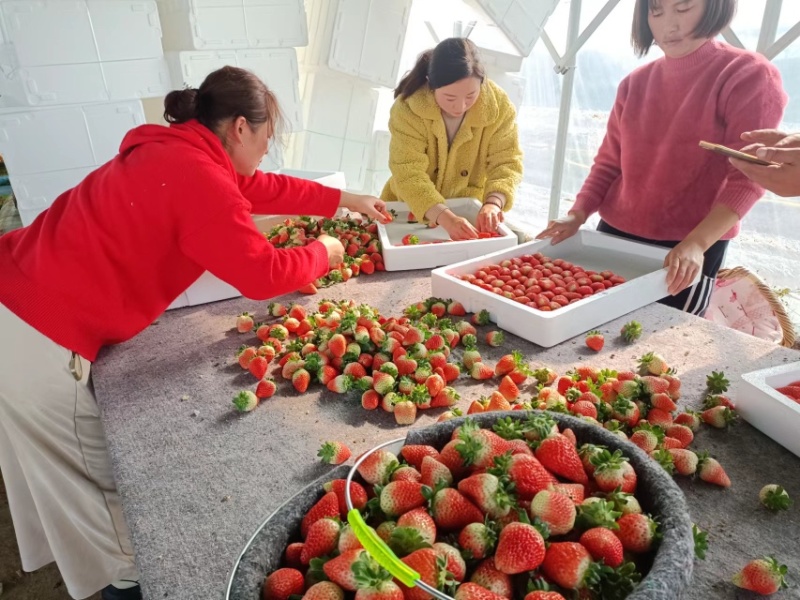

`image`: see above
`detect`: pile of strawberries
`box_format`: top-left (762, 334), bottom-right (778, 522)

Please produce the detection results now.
top-left (456, 254), bottom-right (627, 312)
top-left (262, 416), bottom-right (659, 600)
top-left (773, 378), bottom-right (800, 403)
top-left (266, 215), bottom-right (386, 294)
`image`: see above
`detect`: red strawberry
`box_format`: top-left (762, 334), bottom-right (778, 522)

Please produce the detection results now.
top-left (701, 405), bottom-right (736, 428)
top-left (401, 233), bottom-right (420, 245)
top-left (236, 312), bottom-right (255, 333)
top-left (732, 557), bottom-right (788, 595)
top-left (492, 522), bottom-right (546, 574)
top-left (455, 583), bottom-right (507, 600)
top-left (318, 441), bottom-right (352, 465)
top-left (614, 513), bottom-right (658, 553)
top-left (469, 558), bottom-right (513, 598)
top-left (398, 548), bottom-right (440, 600)
top-left (667, 448), bottom-right (698, 476)
top-left (393, 400), bottom-right (417, 425)
top-left (268, 302), bottom-right (287, 317)
top-left (292, 368), bottom-right (311, 393)
top-left (256, 377), bottom-right (277, 399)
top-left (486, 392), bottom-right (512, 412)
top-left (529, 489), bottom-right (577, 535)
top-left (303, 581), bottom-right (344, 600)
top-left (639, 375), bottom-right (669, 396)
top-left (420, 456), bottom-right (453, 488)
top-left (357, 449), bottom-right (398, 485)
top-left (391, 465), bottom-right (422, 483)
top-left (299, 282), bottom-right (318, 294)
top-left (549, 483), bottom-right (585, 504)
top-left (523, 592), bottom-right (566, 600)
top-left (447, 300), bottom-right (466, 316)
top-left (485, 331), bottom-right (504, 347)
top-left (361, 389), bottom-right (380, 410)
top-left (317, 365), bottom-right (339, 385)
top-left (458, 473), bottom-right (513, 518)
top-left (491, 453), bottom-right (557, 500)
top-left (396, 506), bottom-right (437, 545)
top-left (257, 343), bottom-right (276, 361)
top-left (425, 373), bottom-right (445, 397)
top-left (498, 376), bottom-right (520, 401)
top-left (301, 491), bottom-right (341, 538)
top-left (534, 434), bottom-right (589, 484)
top-left (322, 549), bottom-right (364, 591)
top-left (470, 362), bottom-right (495, 380)
top-left (328, 374), bottom-right (353, 394)
top-left (300, 517), bottom-right (341, 564)
top-left (401, 445), bottom-right (440, 470)
top-left (541, 542), bottom-right (595, 590)
top-left (432, 386), bottom-right (460, 408)
top-left (591, 449), bottom-right (636, 493)
top-left (288, 304), bottom-right (307, 320)
top-left (428, 487), bottom-right (483, 530)
top-left (233, 390), bottom-right (258, 412)
top-left (579, 527), bottom-right (624, 567)
top-left (637, 352), bottom-right (668, 375)
top-left (433, 542), bottom-right (466, 582)
top-left (323, 479), bottom-right (368, 517)
top-left (262, 568), bottom-right (304, 600)
top-left (238, 346), bottom-right (258, 369)
top-left (328, 333), bottom-right (347, 358)
top-left (459, 522), bottom-right (497, 560)
top-left (650, 392), bottom-right (677, 412)
top-left (585, 330), bottom-right (604, 352)
top-left (697, 452), bottom-right (731, 487)
top-left (665, 424), bottom-right (694, 448)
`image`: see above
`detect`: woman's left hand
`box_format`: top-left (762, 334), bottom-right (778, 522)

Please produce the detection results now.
top-left (477, 203), bottom-right (504, 233)
top-left (664, 240), bottom-right (704, 296)
top-left (340, 191), bottom-right (391, 223)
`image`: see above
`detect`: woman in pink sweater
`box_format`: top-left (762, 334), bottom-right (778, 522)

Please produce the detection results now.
top-left (538, 0), bottom-right (787, 315)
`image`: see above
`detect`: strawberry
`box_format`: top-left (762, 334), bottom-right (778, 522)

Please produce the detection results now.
top-left (486, 392), bottom-right (512, 412)
top-left (471, 309), bottom-right (491, 326)
top-left (549, 483), bottom-right (585, 505)
top-left (666, 448), bottom-right (698, 476)
top-left (268, 302), bottom-right (287, 317)
top-left (323, 479), bottom-right (368, 517)
top-left (459, 522), bottom-right (497, 560)
top-left (317, 365), bottom-right (339, 386)
top-left (759, 484), bottom-right (792, 511)
top-left (706, 370), bottom-right (730, 394)
top-left (263, 568), bottom-right (304, 600)
top-left (585, 330), bottom-right (604, 352)
top-left (428, 299), bottom-right (447, 317)
top-left (665, 424), bottom-right (694, 448)
top-left (646, 407), bottom-right (673, 429)
top-left (398, 548), bottom-right (440, 600)
top-left (615, 513), bottom-right (658, 553)
top-left (357, 449), bottom-right (398, 485)
top-left (591, 449), bottom-right (636, 493)
top-left (292, 368), bottom-right (311, 393)
top-left (619, 320), bottom-right (642, 342)
top-left (302, 581), bottom-right (345, 600)
top-left (697, 452), bottom-right (731, 487)
top-left (490, 453), bottom-right (557, 500)
top-left (523, 593), bottom-right (566, 600)
top-left (393, 399), bottom-right (417, 425)
top-left (427, 487), bottom-right (483, 530)
top-left (301, 491), bottom-right (341, 538)
top-left (637, 352), bottom-right (668, 375)
top-left (318, 441), bottom-right (352, 465)
top-left (352, 557), bottom-right (404, 600)
top-left (373, 371), bottom-right (396, 395)
top-left (701, 405), bottom-right (736, 428)
top-left (236, 312), bottom-right (254, 333)
top-left (323, 549), bottom-right (365, 591)
top-left (396, 506), bottom-right (436, 546)
top-left (256, 377), bottom-right (277, 399)
top-left (233, 390), bottom-right (258, 412)
top-left (432, 386), bottom-right (460, 408)
top-left (391, 465), bottom-right (422, 483)
top-left (541, 542), bottom-right (597, 590)
top-left (497, 376), bottom-right (519, 401)
top-left (447, 300), bottom-right (466, 316)
top-left (579, 527), bottom-right (624, 568)
top-left (361, 389), bottom-right (380, 410)
top-left (328, 333), bottom-right (347, 358)
top-left (379, 480), bottom-right (425, 517)
top-left (534, 434), bottom-right (589, 484)
top-left (650, 392), bottom-right (677, 412)
top-left (328, 374), bottom-right (353, 394)
top-left (301, 517), bottom-right (341, 564)
top-left (456, 321), bottom-right (478, 337)
top-left (469, 558), bottom-right (513, 598)
top-left (401, 234), bottom-right (420, 245)
top-left (732, 557), bottom-right (788, 595)
top-left (639, 375), bottom-right (669, 396)
top-left (425, 373), bottom-right (445, 397)
top-left (492, 522), bottom-right (546, 574)
top-left (470, 362), bottom-right (495, 380)
top-left (458, 472), bottom-right (514, 518)
top-left (570, 400), bottom-right (597, 419)
top-left (288, 303), bottom-right (307, 320)
top-left (530, 488), bottom-right (577, 535)
top-left (238, 345), bottom-right (258, 369)
top-left (455, 583), bottom-right (507, 600)
top-left (420, 456), bottom-right (453, 488)
top-left (485, 331), bottom-right (504, 347)
top-left (432, 542), bottom-right (466, 582)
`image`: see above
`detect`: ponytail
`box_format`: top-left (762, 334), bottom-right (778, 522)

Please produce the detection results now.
top-left (394, 38), bottom-right (485, 100)
top-left (394, 50), bottom-right (432, 99)
top-left (163, 88), bottom-right (199, 123)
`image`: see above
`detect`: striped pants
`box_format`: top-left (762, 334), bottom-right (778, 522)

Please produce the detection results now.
top-left (597, 221), bottom-right (729, 316)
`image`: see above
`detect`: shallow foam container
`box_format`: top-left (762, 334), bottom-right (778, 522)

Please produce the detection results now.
top-left (430, 230), bottom-right (694, 347)
top-left (738, 361), bottom-right (800, 459)
top-left (378, 198), bottom-right (517, 272)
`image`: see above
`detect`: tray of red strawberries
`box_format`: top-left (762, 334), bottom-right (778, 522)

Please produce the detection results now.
top-left (225, 411), bottom-right (694, 600)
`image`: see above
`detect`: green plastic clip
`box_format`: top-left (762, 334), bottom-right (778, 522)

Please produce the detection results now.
top-left (347, 509), bottom-right (420, 587)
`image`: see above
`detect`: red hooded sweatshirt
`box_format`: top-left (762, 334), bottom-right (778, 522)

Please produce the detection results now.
top-left (0, 120), bottom-right (339, 361)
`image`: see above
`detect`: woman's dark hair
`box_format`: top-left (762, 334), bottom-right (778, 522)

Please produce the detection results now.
top-left (394, 37), bottom-right (485, 99)
top-left (632, 0), bottom-right (736, 57)
top-left (163, 65), bottom-right (284, 141)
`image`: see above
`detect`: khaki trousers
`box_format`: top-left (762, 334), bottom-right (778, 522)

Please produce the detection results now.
top-left (0, 303), bottom-right (137, 599)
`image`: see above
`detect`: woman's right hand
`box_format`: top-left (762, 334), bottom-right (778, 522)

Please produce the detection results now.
top-left (317, 234), bottom-right (345, 268)
top-left (536, 210), bottom-right (586, 245)
top-left (437, 210), bottom-right (479, 241)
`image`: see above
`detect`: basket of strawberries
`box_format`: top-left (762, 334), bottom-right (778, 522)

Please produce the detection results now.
top-left (225, 411), bottom-right (694, 600)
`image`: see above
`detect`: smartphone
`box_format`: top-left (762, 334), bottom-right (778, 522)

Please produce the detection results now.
top-left (699, 140), bottom-right (778, 166)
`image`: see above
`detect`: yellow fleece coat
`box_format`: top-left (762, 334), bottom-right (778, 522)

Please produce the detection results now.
top-left (381, 79), bottom-right (523, 223)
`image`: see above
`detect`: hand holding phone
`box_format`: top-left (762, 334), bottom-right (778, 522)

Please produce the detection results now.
top-left (699, 140), bottom-right (779, 166)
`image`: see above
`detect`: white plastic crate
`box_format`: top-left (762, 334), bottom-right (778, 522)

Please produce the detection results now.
top-left (1, 0), bottom-right (164, 66)
top-left (0, 100), bottom-right (145, 176)
top-left (378, 198), bottom-right (517, 272)
top-left (430, 230), bottom-right (696, 348)
top-left (301, 72), bottom-right (378, 142)
top-left (328, 0), bottom-right (411, 88)
top-left (738, 362), bottom-right (800, 459)
top-left (157, 0), bottom-right (308, 51)
top-left (474, 0), bottom-right (559, 55)
top-left (11, 168), bottom-right (93, 210)
top-left (166, 48), bottom-right (303, 131)
top-left (298, 0), bottom-right (338, 67)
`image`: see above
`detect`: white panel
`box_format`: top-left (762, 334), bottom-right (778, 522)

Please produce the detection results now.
top-left (358, 0), bottom-right (410, 88)
top-left (479, 0), bottom-right (513, 22)
top-left (328, 0), bottom-right (368, 78)
top-left (340, 140), bottom-right (368, 191)
top-left (1, 1), bottom-right (98, 66)
top-left (184, 270), bottom-right (240, 305)
top-left (502, 0), bottom-right (558, 55)
top-left (258, 140), bottom-right (284, 172)
top-left (301, 0), bottom-right (338, 67)
top-left (363, 168), bottom-right (391, 196)
top-left (166, 50), bottom-right (236, 88)
top-left (16, 63), bottom-right (108, 106)
top-left (191, 0), bottom-right (248, 49)
top-left (303, 72), bottom-right (352, 138)
top-left (11, 168), bottom-right (93, 209)
top-left (244, 0), bottom-right (307, 48)
top-left (296, 132), bottom-right (344, 172)
top-left (88, 1), bottom-right (164, 62)
top-left (83, 102), bottom-right (146, 165)
top-left (18, 206), bottom-right (46, 227)
top-left (369, 130), bottom-right (390, 170)
top-left (486, 70), bottom-right (525, 111)
top-left (103, 59), bottom-right (173, 101)
top-left (344, 86), bottom-right (378, 143)
top-left (236, 49), bottom-right (303, 132)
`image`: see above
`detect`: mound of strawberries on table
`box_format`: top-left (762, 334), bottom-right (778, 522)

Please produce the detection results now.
top-left (262, 415), bottom-right (659, 600)
top-left (266, 215), bottom-right (386, 294)
top-left (456, 254), bottom-right (626, 312)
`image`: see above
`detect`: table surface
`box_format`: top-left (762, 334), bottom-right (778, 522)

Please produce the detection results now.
top-left (91, 270), bottom-right (800, 600)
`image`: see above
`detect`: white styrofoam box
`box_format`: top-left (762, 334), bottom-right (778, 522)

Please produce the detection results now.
top-left (328, 0), bottom-right (411, 88)
top-left (0, 58), bottom-right (171, 107)
top-left (378, 199), bottom-right (517, 272)
top-left (470, 26), bottom-right (524, 73)
top-left (0, 100), bottom-right (145, 176)
top-left (1, 1), bottom-right (163, 67)
top-left (278, 168), bottom-right (346, 189)
top-left (340, 140), bottom-right (369, 191)
top-left (166, 49), bottom-right (303, 132)
top-left (301, 72), bottom-right (378, 142)
top-left (474, 0), bottom-right (559, 55)
top-left (486, 70), bottom-right (525, 111)
top-left (11, 168), bottom-right (93, 210)
top-left (298, 0), bottom-right (338, 67)
top-left (167, 292), bottom-right (191, 309)
top-left (739, 362), bottom-right (800, 458)
top-left (157, 0), bottom-right (308, 51)
top-left (368, 130), bottom-right (390, 171)
top-left (292, 131), bottom-right (345, 173)
top-left (363, 169), bottom-right (390, 196)
top-left (430, 230), bottom-right (699, 348)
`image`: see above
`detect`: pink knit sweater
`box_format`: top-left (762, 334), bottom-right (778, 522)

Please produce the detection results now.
top-left (572, 40), bottom-right (787, 241)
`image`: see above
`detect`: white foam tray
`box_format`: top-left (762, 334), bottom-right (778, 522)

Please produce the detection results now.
top-left (378, 198), bottom-right (517, 272)
top-left (431, 230), bottom-right (694, 348)
top-left (738, 361), bottom-right (800, 459)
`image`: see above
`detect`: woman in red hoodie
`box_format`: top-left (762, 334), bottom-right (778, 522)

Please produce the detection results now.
top-left (0, 66), bottom-right (387, 600)
top-left (537, 0), bottom-right (786, 315)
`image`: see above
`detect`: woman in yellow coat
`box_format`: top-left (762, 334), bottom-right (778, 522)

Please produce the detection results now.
top-left (382, 37), bottom-right (524, 240)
